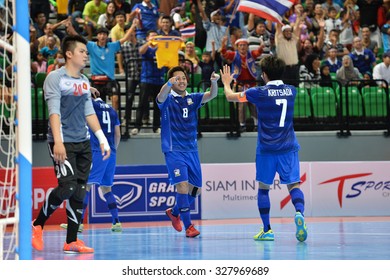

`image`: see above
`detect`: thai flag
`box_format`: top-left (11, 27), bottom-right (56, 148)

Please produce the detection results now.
top-left (181, 24), bottom-right (196, 39)
top-left (237, 0), bottom-right (296, 23)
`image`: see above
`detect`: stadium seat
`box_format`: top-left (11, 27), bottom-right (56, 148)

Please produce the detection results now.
top-left (199, 87), bottom-right (230, 119)
top-left (32, 72), bottom-right (48, 119)
top-left (362, 87), bottom-right (387, 117)
top-left (311, 86), bottom-right (337, 117)
top-left (337, 86), bottom-right (364, 117)
top-left (294, 88), bottom-right (312, 118)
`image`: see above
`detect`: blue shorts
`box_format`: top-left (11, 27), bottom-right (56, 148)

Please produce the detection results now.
top-left (87, 149), bottom-right (116, 187)
top-left (164, 151), bottom-right (202, 188)
top-left (255, 151), bottom-right (300, 185)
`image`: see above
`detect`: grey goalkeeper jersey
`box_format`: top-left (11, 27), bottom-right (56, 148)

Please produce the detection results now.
top-left (44, 66), bottom-right (95, 143)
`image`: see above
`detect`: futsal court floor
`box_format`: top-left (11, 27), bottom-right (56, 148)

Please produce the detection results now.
top-left (31, 216), bottom-right (390, 260)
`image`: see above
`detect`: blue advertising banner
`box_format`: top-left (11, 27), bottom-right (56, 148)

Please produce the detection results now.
top-left (89, 165), bottom-right (201, 223)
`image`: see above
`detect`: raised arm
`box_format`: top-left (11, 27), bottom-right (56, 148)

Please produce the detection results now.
top-left (220, 65), bottom-right (246, 102)
top-left (119, 18), bottom-right (139, 45)
top-left (201, 72), bottom-right (220, 103)
top-left (196, 0), bottom-right (208, 21)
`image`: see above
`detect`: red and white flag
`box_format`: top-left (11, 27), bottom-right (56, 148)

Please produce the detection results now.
top-left (237, 0), bottom-right (296, 24)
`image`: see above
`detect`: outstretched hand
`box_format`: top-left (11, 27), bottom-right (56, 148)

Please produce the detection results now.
top-left (220, 65), bottom-right (234, 85)
top-left (210, 71), bottom-right (220, 83)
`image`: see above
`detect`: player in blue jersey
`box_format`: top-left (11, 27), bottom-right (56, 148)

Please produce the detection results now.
top-left (32, 35), bottom-right (111, 254)
top-left (157, 66), bottom-right (220, 238)
top-left (60, 90), bottom-right (122, 232)
top-left (220, 56), bottom-right (308, 242)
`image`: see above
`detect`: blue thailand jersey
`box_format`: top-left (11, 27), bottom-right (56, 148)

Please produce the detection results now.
top-left (157, 91), bottom-right (204, 153)
top-left (245, 80), bottom-right (300, 155)
top-left (89, 98), bottom-right (120, 151)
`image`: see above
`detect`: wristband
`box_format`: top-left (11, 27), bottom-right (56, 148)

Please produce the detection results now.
top-left (167, 81), bottom-right (172, 87)
top-left (94, 129), bottom-right (110, 152)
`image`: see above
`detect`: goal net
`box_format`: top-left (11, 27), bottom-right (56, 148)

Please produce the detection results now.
top-left (0, 0), bottom-right (32, 260)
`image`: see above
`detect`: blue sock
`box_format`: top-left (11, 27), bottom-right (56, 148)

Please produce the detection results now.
top-left (258, 189), bottom-right (271, 232)
top-left (290, 188), bottom-right (305, 215)
top-left (176, 193), bottom-right (191, 229)
top-left (172, 194), bottom-right (195, 216)
top-left (104, 192), bottom-right (120, 224)
top-left (81, 191), bottom-right (90, 221)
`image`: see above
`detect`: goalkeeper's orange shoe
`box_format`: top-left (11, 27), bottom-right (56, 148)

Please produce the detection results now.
top-left (32, 222), bottom-right (44, 251)
top-left (63, 239), bottom-right (94, 254)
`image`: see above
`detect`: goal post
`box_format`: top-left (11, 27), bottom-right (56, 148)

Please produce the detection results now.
top-left (0, 0), bottom-right (32, 260)
top-left (15, 0), bottom-right (32, 260)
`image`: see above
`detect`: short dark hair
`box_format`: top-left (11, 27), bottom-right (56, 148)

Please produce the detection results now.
top-left (114, 10), bottom-right (126, 18)
top-left (167, 66), bottom-right (189, 82)
top-left (61, 35), bottom-right (87, 61)
top-left (161, 15), bottom-right (172, 22)
top-left (259, 55), bottom-right (286, 81)
top-left (146, 30), bottom-right (157, 37)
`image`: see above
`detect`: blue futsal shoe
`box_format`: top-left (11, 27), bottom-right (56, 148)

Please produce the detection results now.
top-left (295, 212), bottom-right (308, 242)
top-left (253, 229), bottom-right (274, 241)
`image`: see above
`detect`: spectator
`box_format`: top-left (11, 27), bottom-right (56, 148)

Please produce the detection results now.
top-left (30, 25), bottom-right (40, 61)
top-left (299, 18), bottom-right (325, 65)
top-left (197, 0), bottom-right (228, 70)
top-left (323, 29), bottom-right (350, 59)
top-left (339, 8), bottom-right (355, 50)
top-left (373, 51), bottom-right (390, 87)
top-left (275, 23), bottom-right (301, 87)
top-left (192, 1), bottom-right (207, 50)
top-left (349, 36), bottom-right (376, 75)
top-left (159, 0), bottom-right (178, 17)
top-left (198, 46), bottom-right (216, 91)
top-left (319, 64), bottom-right (333, 87)
top-left (97, 1), bottom-right (117, 31)
top-left (121, 19), bottom-right (142, 126)
top-left (172, 4), bottom-right (192, 33)
top-left (299, 53), bottom-right (321, 89)
top-left (47, 51), bottom-right (66, 73)
top-left (30, 0), bottom-right (51, 24)
top-left (361, 26), bottom-right (379, 54)
top-left (31, 52), bottom-right (48, 74)
top-left (336, 55), bottom-right (362, 86)
top-left (131, 0), bottom-right (160, 41)
top-left (83, 0), bottom-right (108, 40)
top-left (40, 36), bottom-right (59, 59)
top-left (322, 47), bottom-right (342, 73)
top-left (32, 11), bottom-right (47, 38)
top-left (112, 0), bottom-right (132, 24)
top-left (222, 0), bottom-right (242, 29)
top-left (184, 41), bottom-right (201, 74)
top-left (360, 71), bottom-right (378, 88)
top-left (322, 0), bottom-right (342, 14)
top-left (229, 26), bottom-right (243, 50)
top-left (324, 7), bottom-right (342, 41)
top-left (377, 0), bottom-right (390, 28)
top-left (247, 16), bottom-right (273, 81)
top-left (131, 30), bottom-right (166, 135)
top-left (68, 22), bottom-right (134, 111)
top-left (289, 3), bottom-right (312, 42)
top-left (357, 0), bottom-right (383, 48)
top-left (309, 3), bottom-right (326, 40)
top-left (68, 0), bottom-right (88, 35)
top-left (381, 11), bottom-right (390, 53)
top-left (221, 37), bottom-right (264, 132)
top-left (110, 10), bottom-right (128, 75)
top-left (37, 22), bottom-right (64, 50)
top-left (157, 15), bottom-right (181, 36)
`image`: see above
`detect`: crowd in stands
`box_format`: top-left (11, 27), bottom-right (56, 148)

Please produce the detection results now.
top-left (15, 0), bottom-right (390, 133)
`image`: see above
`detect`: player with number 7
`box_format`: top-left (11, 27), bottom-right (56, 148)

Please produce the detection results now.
top-left (220, 56), bottom-right (308, 243)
